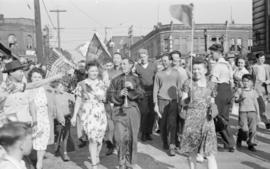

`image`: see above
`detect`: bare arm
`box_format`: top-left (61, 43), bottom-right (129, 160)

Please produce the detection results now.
top-left (26, 73), bottom-right (64, 90)
top-left (72, 97), bottom-right (81, 119)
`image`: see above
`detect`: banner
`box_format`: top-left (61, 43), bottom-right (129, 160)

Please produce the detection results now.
top-left (46, 48), bottom-right (75, 77)
top-left (170, 4), bottom-right (193, 27)
top-left (85, 33), bottom-right (111, 64)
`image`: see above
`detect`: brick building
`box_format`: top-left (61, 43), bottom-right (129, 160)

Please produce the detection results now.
top-left (130, 22), bottom-right (252, 59)
top-left (252, 0), bottom-right (270, 59)
top-left (0, 14), bottom-right (37, 61)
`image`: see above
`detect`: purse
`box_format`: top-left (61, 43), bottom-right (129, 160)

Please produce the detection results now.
top-left (207, 103), bottom-right (218, 121)
top-left (214, 115), bottom-right (228, 132)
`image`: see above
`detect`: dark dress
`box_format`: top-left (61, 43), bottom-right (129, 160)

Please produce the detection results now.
top-left (107, 73), bottom-right (144, 168)
top-left (180, 80), bottom-right (217, 156)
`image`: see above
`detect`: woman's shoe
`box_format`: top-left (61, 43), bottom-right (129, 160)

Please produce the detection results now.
top-left (63, 152), bottom-right (70, 161)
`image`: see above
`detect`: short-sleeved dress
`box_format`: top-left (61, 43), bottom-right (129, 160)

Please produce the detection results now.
top-left (75, 79), bottom-right (107, 144)
top-left (180, 79), bottom-right (217, 156)
top-left (30, 87), bottom-right (50, 151)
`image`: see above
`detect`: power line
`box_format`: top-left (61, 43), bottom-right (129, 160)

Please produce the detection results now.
top-left (68, 0), bottom-right (105, 27)
top-left (41, 0), bottom-right (55, 28)
top-left (24, 0), bottom-right (32, 10)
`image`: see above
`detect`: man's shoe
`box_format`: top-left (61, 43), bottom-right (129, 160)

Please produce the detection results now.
top-left (141, 134), bottom-right (147, 142)
top-left (248, 145), bottom-right (257, 152)
top-left (106, 147), bottom-right (114, 156)
top-left (236, 139), bottom-right (242, 147)
top-left (266, 123), bottom-right (270, 129)
top-left (228, 147), bottom-right (235, 152)
top-left (145, 134), bottom-right (153, 141)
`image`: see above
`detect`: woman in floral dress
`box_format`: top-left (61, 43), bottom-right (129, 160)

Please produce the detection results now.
top-left (27, 68), bottom-right (51, 169)
top-left (71, 61), bottom-right (107, 169)
top-left (180, 58), bottom-right (218, 169)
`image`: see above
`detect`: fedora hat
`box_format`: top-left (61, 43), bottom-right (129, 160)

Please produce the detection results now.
top-left (2, 60), bottom-right (25, 73)
top-left (209, 44), bottom-right (223, 53)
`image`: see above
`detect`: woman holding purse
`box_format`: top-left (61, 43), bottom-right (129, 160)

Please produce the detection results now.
top-left (179, 57), bottom-right (218, 169)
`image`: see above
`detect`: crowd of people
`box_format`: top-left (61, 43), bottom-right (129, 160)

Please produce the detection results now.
top-left (0, 43), bottom-right (270, 169)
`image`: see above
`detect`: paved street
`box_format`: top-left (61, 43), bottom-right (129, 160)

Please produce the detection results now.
top-left (43, 114), bottom-right (270, 169)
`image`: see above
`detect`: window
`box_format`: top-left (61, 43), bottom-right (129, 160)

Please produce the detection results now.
top-left (236, 38), bottom-right (242, 51)
top-left (8, 34), bottom-right (17, 48)
top-left (230, 39), bottom-right (235, 51)
top-left (248, 39), bottom-right (252, 51)
top-left (26, 35), bottom-right (33, 49)
top-left (164, 38), bottom-right (170, 52)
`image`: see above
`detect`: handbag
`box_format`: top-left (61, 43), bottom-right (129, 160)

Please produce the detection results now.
top-left (206, 103), bottom-right (218, 121)
top-left (179, 97), bottom-right (190, 119)
top-left (214, 115), bottom-right (228, 132)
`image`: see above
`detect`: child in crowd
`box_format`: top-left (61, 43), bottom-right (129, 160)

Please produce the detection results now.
top-left (235, 74), bottom-right (260, 152)
top-left (0, 122), bottom-right (33, 169)
top-left (52, 80), bottom-right (75, 161)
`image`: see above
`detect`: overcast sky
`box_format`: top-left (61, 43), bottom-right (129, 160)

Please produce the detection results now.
top-left (0, 0), bottom-right (252, 60)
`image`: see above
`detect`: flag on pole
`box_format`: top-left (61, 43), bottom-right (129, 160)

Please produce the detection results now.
top-left (85, 33), bottom-right (111, 64)
top-left (169, 4), bottom-right (193, 27)
top-left (75, 42), bottom-right (90, 57)
top-left (46, 48), bottom-right (75, 77)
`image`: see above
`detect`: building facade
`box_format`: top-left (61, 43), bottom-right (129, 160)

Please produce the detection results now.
top-left (0, 14), bottom-right (37, 61)
top-left (130, 22), bottom-right (252, 59)
top-left (252, 0), bottom-right (270, 58)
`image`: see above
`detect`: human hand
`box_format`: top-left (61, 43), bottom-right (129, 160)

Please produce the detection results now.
top-left (125, 81), bottom-right (134, 89)
top-left (70, 116), bottom-right (76, 126)
top-left (154, 104), bottom-right (162, 118)
top-left (58, 117), bottom-right (65, 126)
top-left (120, 88), bottom-right (128, 96)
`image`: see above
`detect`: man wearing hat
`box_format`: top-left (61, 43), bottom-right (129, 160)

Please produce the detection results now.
top-left (134, 48), bottom-right (157, 142)
top-left (226, 53), bottom-right (237, 71)
top-left (209, 44), bottom-right (236, 152)
top-left (0, 60), bottom-right (63, 122)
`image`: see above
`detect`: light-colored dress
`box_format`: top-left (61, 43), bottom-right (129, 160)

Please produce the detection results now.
top-left (180, 80), bottom-right (217, 156)
top-left (75, 79), bottom-right (107, 143)
top-left (30, 87), bottom-right (50, 151)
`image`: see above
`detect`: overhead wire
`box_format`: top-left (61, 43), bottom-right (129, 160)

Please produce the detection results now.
top-left (41, 0), bottom-right (56, 28)
top-left (68, 0), bottom-right (105, 27)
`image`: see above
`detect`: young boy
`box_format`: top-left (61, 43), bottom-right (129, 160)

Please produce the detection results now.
top-left (0, 122), bottom-right (33, 169)
top-left (52, 81), bottom-right (75, 161)
top-left (235, 74), bottom-right (260, 152)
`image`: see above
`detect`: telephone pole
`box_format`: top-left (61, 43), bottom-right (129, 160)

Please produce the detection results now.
top-left (50, 9), bottom-right (66, 49)
top-left (34, 0), bottom-right (44, 64)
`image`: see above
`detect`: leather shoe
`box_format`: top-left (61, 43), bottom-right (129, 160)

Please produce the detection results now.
top-left (145, 134), bottom-right (153, 141)
top-left (63, 153), bottom-right (70, 161)
top-left (248, 145), bottom-right (256, 152)
top-left (228, 147), bottom-right (235, 152)
top-left (106, 147), bottom-right (114, 156)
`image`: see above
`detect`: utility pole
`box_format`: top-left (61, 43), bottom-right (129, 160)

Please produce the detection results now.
top-left (204, 29), bottom-right (207, 52)
top-left (104, 26), bottom-right (112, 42)
top-left (128, 25), bottom-right (133, 57)
top-left (50, 9), bottom-right (66, 49)
top-left (34, 0), bottom-right (44, 64)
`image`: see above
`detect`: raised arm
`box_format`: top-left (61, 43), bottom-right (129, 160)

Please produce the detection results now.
top-left (26, 73), bottom-right (64, 90)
